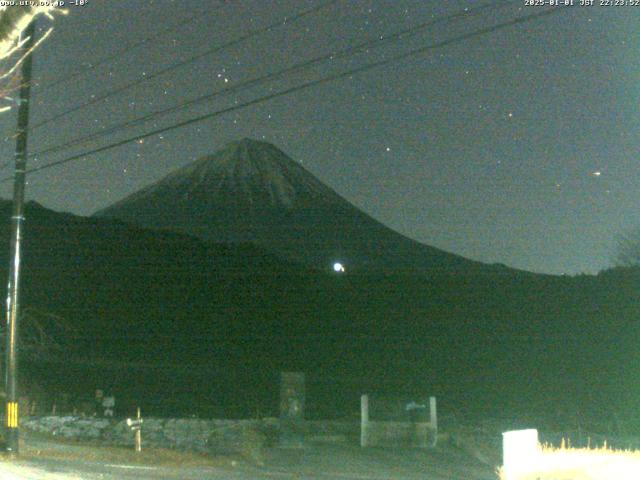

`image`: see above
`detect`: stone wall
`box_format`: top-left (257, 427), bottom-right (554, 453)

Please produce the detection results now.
top-left (22, 416), bottom-right (358, 454)
top-left (365, 420), bottom-right (436, 448)
top-left (23, 416), bottom-right (270, 453)
top-left (22, 416), bottom-right (431, 453)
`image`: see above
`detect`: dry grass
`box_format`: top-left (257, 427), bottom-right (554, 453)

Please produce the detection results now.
top-left (498, 442), bottom-right (640, 480)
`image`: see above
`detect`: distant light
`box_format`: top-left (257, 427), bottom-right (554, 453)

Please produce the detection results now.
top-left (591, 171), bottom-right (601, 177)
top-left (333, 262), bottom-right (345, 273)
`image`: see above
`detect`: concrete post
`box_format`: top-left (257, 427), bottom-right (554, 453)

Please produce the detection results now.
top-left (360, 394), bottom-right (369, 447)
top-left (429, 396), bottom-right (437, 447)
top-left (279, 372), bottom-right (305, 448)
top-left (429, 396), bottom-right (437, 430)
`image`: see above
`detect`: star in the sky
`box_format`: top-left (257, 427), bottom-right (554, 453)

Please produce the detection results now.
top-left (18, 0), bottom-right (635, 276)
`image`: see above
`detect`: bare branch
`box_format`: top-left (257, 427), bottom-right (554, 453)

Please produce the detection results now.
top-left (0, 6), bottom-right (62, 112)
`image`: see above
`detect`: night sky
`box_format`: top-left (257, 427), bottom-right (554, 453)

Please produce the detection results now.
top-left (0, 0), bottom-right (636, 275)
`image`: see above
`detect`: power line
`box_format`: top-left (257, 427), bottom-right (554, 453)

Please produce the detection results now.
top-left (6, 6), bottom-right (570, 183)
top-left (31, 0), bottom-right (515, 159)
top-left (50, 13), bottom-right (115, 32)
top-left (0, 3), bottom-right (226, 170)
top-left (56, 4), bottom-right (185, 33)
top-left (24, 5), bottom-right (567, 177)
top-left (29, 0), bottom-right (340, 132)
top-left (35, 2), bottom-right (225, 93)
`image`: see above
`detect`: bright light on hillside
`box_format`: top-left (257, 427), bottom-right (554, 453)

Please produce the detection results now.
top-left (333, 262), bottom-right (345, 273)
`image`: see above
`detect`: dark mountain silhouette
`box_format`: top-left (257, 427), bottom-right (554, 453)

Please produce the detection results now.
top-left (0, 200), bottom-right (637, 426)
top-left (95, 138), bottom-right (503, 274)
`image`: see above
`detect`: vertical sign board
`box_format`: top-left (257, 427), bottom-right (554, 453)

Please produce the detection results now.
top-left (279, 372), bottom-right (305, 448)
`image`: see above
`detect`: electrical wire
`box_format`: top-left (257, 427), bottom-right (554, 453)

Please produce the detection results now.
top-left (29, 0), bottom-right (340, 132)
top-left (31, 0), bottom-right (516, 160)
top-left (2, 6), bottom-right (570, 183)
top-left (35, 2), bottom-right (226, 93)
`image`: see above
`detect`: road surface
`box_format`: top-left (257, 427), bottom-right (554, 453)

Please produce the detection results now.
top-left (0, 433), bottom-right (497, 479)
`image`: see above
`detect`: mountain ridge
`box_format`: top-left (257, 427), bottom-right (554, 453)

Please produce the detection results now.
top-left (95, 138), bottom-right (511, 275)
top-left (0, 199), bottom-right (635, 423)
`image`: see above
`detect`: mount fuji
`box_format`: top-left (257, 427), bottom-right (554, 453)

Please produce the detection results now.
top-left (95, 138), bottom-right (502, 275)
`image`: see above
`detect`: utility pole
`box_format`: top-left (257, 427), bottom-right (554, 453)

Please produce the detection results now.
top-left (5, 20), bottom-right (37, 455)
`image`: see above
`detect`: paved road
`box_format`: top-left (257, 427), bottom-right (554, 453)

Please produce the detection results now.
top-left (0, 437), bottom-right (497, 479)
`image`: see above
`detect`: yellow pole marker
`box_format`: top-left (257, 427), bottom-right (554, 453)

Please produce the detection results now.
top-left (6, 402), bottom-right (18, 428)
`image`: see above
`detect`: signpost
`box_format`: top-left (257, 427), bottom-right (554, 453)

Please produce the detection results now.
top-left (126, 407), bottom-right (143, 452)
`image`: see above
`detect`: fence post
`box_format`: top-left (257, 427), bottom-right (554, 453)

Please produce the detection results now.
top-left (429, 396), bottom-right (437, 447)
top-left (126, 407), bottom-right (143, 452)
top-left (360, 394), bottom-right (369, 447)
top-left (429, 397), bottom-right (437, 430)
top-left (135, 407), bottom-right (142, 452)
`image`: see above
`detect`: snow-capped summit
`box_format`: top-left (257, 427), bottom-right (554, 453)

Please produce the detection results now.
top-left (148, 138), bottom-right (344, 210)
top-left (95, 138), bottom-right (489, 274)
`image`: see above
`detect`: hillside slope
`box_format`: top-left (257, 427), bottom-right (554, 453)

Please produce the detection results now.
top-left (0, 201), bottom-right (634, 424)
